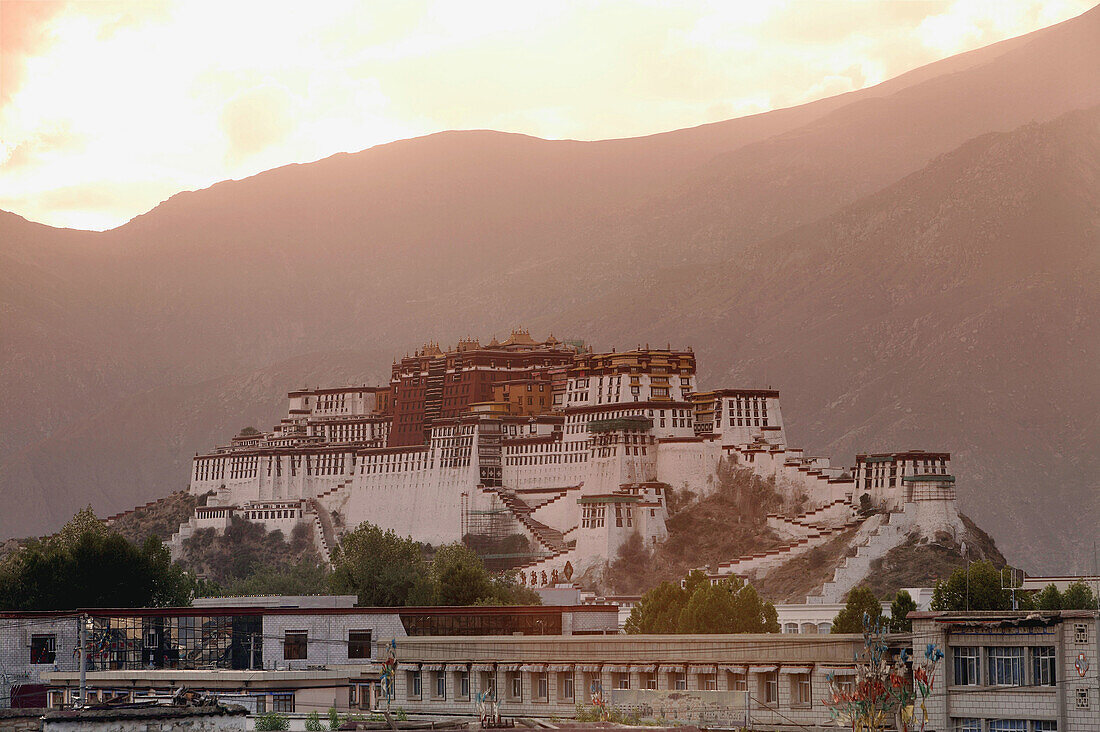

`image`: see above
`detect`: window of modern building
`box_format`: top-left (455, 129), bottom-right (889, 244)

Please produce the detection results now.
top-left (458, 671), bottom-right (470, 699)
top-left (408, 671), bottom-right (422, 699)
top-left (783, 622), bottom-right (799, 634)
top-left (614, 673), bottom-right (630, 690)
top-left (728, 673), bottom-right (747, 691)
top-left (283, 631), bottom-right (307, 660)
top-left (761, 672), bottom-right (779, 704)
top-left (509, 672), bottom-right (522, 700)
top-left (1074, 623), bottom-right (1089, 644)
top-left (988, 647), bottom-right (1025, 686)
top-left (1032, 721), bottom-right (1057, 731)
top-left (30, 634), bottom-right (56, 664)
top-left (348, 630), bottom-right (372, 659)
top-left (643, 673), bottom-right (657, 690)
top-left (535, 673), bottom-right (549, 701)
top-left (953, 647), bottom-right (980, 685)
top-left (479, 672), bottom-right (496, 700)
top-left (951, 719), bottom-right (981, 732)
top-left (1032, 647), bottom-right (1056, 686)
top-left (254, 695), bottom-right (266, 714)
top-left (433, 671), bottom-right (446, 699)
top-left (701, 673), bottom-right (717, 691)
top-left (674, 673), bottom-right (687, 690)
top-left (272, 693), bottom-right (294, 713)
top-left (558, 673), bottom-right (574, 700)
top-left (791, 674), bottom-right (811, 707)
top-left (988, 721), bottom-right (1027, 732)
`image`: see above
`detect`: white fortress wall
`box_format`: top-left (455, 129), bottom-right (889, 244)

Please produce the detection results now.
top-left (654, 438), bottom-right (721, 497)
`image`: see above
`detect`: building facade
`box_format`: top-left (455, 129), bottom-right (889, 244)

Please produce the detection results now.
top-left (1, 603), bottom-right (617, 713)
top-left (912, 610), bottom-right (1100, 732)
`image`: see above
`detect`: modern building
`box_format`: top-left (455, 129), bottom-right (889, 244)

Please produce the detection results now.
top-left (912, 609), bottom-right (1100, 731)
top-left (0, 601), bottom-right (617, 713)
top-left (386, 631), bottom-right (881, 729)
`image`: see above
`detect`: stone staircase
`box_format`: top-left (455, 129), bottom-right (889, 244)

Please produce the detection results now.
top-left (703, 515), bottom-right (866, 580)
top-left (806, 506), bottom-right (914, 603)
top-left (314, 478), bottom-right (354, 505)
top-left (305, 498), bottom-right (337, 567)
top-left (765, 498), bottom-right (857, 538)
top-left (492, 488), bottom-right (570, 555)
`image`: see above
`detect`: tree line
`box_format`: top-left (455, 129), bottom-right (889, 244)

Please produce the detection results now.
top-left (0, 508), bottom-right (538, 610)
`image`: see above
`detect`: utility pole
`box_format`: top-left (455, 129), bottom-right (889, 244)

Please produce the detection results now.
top-left (78, 614), bottom-right (87, 709)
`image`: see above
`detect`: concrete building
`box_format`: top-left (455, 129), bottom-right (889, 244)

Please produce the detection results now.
top-left (1, 602), bottom-right (617, 713)
top-left (912, 610), bottom-right (1100, 732)
top-left (387, 631), bottom-right (876, 730)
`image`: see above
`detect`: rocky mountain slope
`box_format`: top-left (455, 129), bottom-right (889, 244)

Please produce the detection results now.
top-left (1, 7), bottom-right (1098, 572)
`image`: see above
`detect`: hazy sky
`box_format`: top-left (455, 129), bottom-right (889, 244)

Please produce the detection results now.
top-left (0, 0), bottom-right (1093, 231)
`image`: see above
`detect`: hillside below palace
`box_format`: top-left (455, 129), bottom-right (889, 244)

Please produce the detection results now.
top-left (172, 330), bottom-right (961, 594)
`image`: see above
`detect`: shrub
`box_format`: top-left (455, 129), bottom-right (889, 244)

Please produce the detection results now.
top-left (255, 712), bottom-right (290, 731)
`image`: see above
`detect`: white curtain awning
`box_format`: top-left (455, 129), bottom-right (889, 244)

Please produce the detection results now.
top-left (422, 663), bottom-right (444, 672)
top-left (780, 666), bottom-right (813, 675)
top-left (576, 664), bottom-right (602, 673)
top-left (445, 664), bottom-right (468, 672)
top-left (397, 662), bottom-right (420, 671)
top-left (498, 664), bottom-right (521, 672)
top-left (471, 664), bottom-right (495, 672)
top-left (688, 665), bottom-right (717, 674)
top-left (547, 664), bottom-right (574, 672)
top-left (630, 665), bottom-right (657, 673)
top-left (749, 665), bottom-right (777, 674)
top-left (520, 664), bottom-right (547, 673)
top-left (821, 666), bottom-right (857, 676)
top-left (719, 665), bottom-right (747, 674)
top-left (659, 664), bottom-right (685, 673)
top-left (603, 665), bottom-right (631, 673)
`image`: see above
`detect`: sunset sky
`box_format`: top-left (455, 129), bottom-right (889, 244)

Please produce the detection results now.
top-left (0, 0), bottom-right (1093, 231)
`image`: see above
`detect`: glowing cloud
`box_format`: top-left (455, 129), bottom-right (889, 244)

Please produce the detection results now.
top-left (0, 0), bottom-right (1092, 230)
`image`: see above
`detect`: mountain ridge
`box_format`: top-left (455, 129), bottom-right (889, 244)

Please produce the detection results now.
top-left (1, 8), bottom-right (1098, 573)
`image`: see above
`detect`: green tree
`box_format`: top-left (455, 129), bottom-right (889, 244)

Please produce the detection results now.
top-left (930, 561), bottom-right (1017, 611)
top-left (329, 523), bottom-right (433, 606)
top-left (1061, 582), bottom-right (1097, 610)
top-left (888, 590), bottom-right (918, 632)
top-left (625, 581), bottom-right (688, 633)
top-left (626, 572), bottom-right (777, 634)
top-left (55, 506), bottom-right (109, 549)
top-left (831, 586), bottom-right (883, 633)
top-left (1035, 583), bottom-right (1063, 610)
top-left (219, 559), bottom-right (330, 597)
top-left (0, 522), bottom-right (194, 610)
top-left (430, 543), bottom-right (496, 605)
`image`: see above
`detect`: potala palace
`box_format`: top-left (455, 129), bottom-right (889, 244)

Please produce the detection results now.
top-left (171, 330), bottom-right (964, 601)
